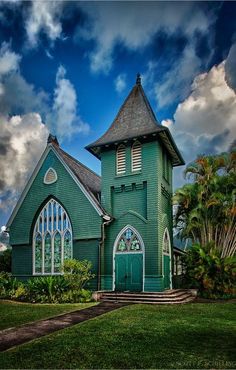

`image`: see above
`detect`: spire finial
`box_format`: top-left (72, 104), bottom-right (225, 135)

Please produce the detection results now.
top-left (136, 73), bottom-right (141, 85)
top-left (47, 133), bottom-right (59, 146)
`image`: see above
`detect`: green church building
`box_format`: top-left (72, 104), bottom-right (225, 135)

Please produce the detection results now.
top-left (7, 75), bottom-right (184, 293)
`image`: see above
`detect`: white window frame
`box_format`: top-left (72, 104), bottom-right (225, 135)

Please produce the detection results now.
top-left (32, 199), bottom-right (73, 275)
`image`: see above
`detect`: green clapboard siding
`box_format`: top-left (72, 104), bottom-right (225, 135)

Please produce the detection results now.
top-left (10, 149), bottom-right (102, 245)
top-left (10, 148), bottom-right (102, 278)
top-left (100, 140), bottom-right (173, 292)
top-left (12, 245), bottom-right (32, 277)
top-left (73, 239), bottom-right (99, 291)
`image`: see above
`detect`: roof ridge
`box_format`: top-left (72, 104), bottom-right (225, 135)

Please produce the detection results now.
top-left (139, 84), bottom-right (160, 125)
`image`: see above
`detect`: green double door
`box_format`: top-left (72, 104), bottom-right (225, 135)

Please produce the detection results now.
top-left (163, 254), bottom-right (171, 289)
top-left (115, 253), bottom-right (143, 292)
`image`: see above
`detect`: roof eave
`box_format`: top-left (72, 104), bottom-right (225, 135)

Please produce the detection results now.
top-left (86, 127), bottom-right (185, 166)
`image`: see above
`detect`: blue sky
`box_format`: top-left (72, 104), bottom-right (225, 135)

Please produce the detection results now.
top-left (0, 1), bottom-right (236, 229)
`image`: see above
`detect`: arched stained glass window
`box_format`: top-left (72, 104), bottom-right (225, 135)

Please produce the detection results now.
top-left (116, 227), bottom-right (142, 252)
top-left (35, 233), bottom-right (42, 274)
top-left (64, 231), bottom-right (72, 260)
top-left (33, 199), bottom-right (72, 275)
top-left (44, 233), bottom-right (52, 273)
top-left (54, 232), bottom-right (61, 273)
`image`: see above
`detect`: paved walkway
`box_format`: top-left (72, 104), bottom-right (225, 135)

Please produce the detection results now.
top-left (0, 301), bottom-right (130, 352)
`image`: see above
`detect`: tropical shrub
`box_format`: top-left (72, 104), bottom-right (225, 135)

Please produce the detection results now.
top-left (10, 283), bottom-right (28, 301)
top-left (0, 272), bottom-right (20, 298)
top-left (0, 249), bottom-right (12, 272)
top-left (183, 243), bottom-right (236, 298)
top-left (62, 259), bottom-right (95, 291)
top-left (0, 259), bottom-right (95, 303)
top-left (27, 276), bottom-right (69, 303)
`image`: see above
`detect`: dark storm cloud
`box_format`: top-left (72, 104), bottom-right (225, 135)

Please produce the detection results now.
top-left (197, 129), bottom-right (230, 156)
top-left (0, 134), bottom-right (11, 156)
top-left (0, 179), bottom-right (6, 191)
top-left (229, 139), bottom-right (236, 151)
top-left (0, 73), bottom-right (49, 117)
top-left (225, 42), bottom-right (236, 92)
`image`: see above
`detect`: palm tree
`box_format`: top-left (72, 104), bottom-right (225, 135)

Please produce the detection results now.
top-left (174, 149), bottom-right (236, 257)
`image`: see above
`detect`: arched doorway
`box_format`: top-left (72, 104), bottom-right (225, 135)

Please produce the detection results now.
top-left (113, 225), bottom-right (144, 292)
top-left (163, 228), bottom-right (172, 289)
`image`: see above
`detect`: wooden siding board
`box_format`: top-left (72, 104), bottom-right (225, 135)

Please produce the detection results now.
top-left (101, 140), bottom-right (172, 291)
top-left (10, 149), bottom-right (102, 246)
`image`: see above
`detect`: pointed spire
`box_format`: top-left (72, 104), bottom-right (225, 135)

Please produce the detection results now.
top-left (47, 133), bottom-right (59, 146)
top-left (136, 73), bottom-right (141, 85)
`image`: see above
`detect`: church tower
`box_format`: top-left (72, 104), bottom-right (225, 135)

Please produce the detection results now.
top-left (86, 75), bottom-right (184, 292)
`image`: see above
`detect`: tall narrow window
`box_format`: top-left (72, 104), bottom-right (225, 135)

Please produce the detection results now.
top-left (131, 141), bottom-right (142, 172)
top-left (33, 199), bottom-right (72, 275)
top-left (116, 144), bottom-right (126, 175)
top-left (163, 228), bottom-right (170, 254)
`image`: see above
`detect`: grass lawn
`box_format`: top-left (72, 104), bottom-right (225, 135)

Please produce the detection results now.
top-left (0, 300), bottom-right (96, 330)
top-left (0, 302), bottom-right (235, 369)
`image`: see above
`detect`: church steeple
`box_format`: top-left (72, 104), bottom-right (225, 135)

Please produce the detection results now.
top-left (136, 73), bottom-right (141, 85)
top-left (86, 74), bottom-right (184, 166)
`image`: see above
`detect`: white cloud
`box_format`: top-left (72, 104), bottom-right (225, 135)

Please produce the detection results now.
top-left (25, 1), bottom-right (63, 47)
top-left (0, 42), bottom-right (21, 75)
top-left (163, 61), bottom-right (236, 188)
top-left (114, 73), bottom-right (126, 93)
top-left (77, 2), bottom-right (212, 74)
top-left (0, 44), bottom-right (90, 214)
top-left (0, 113), bottom-right (49, 211)
top-left (47, 65), bottom-right (90, 139)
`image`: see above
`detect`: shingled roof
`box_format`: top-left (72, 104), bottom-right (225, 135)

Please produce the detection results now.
top-left (86, 75), bottom-right (184, 166)
top-left (49, 139), bottom-right (102, 205)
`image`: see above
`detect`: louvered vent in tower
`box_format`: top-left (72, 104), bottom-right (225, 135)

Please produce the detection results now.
top-left (132, 141), bottom-right (142, 172)
top-left (116, 145), bottom-right (126, 175)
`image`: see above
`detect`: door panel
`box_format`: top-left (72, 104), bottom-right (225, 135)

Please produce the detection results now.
top-left (115, 253), bottom-right (143, 292)
top-left (115, 255), bottom-right (127, 291)
top-left (128, 254), bottom-right (143, 291)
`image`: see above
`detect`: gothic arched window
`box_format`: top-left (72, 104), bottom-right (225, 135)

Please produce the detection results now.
top-left (131, 141), bottom-right (142, 172)
top-left (163, 228), bottom-right (170, 254)
top-left (33, 199), bottom-right (72, 274)
top-left (116, 227), bottom-right (142, 252)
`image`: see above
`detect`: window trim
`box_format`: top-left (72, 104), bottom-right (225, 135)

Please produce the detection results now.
top-left (32, 199), bottom-right (73, 275)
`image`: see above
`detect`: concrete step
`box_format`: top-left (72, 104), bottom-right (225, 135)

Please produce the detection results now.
top-left (102, 297), bottom-right (195, 304)
top-left (102, 290), bottom-right (189, 299)
top-left (102, 294), bottom-right (193, 303)
top-left (100, 289), bottom-right (196, 305)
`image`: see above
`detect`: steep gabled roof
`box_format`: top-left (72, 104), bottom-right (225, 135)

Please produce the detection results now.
top-left (54, 145), bottom-right (101, 197)
top-left (7, 137), bottom-right (109, 228)
top-left (86, 75), bottom-right (184, 166)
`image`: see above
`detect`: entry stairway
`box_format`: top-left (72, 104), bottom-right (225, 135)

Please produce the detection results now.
top-left (100, 289), bottom-right (196, 304)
